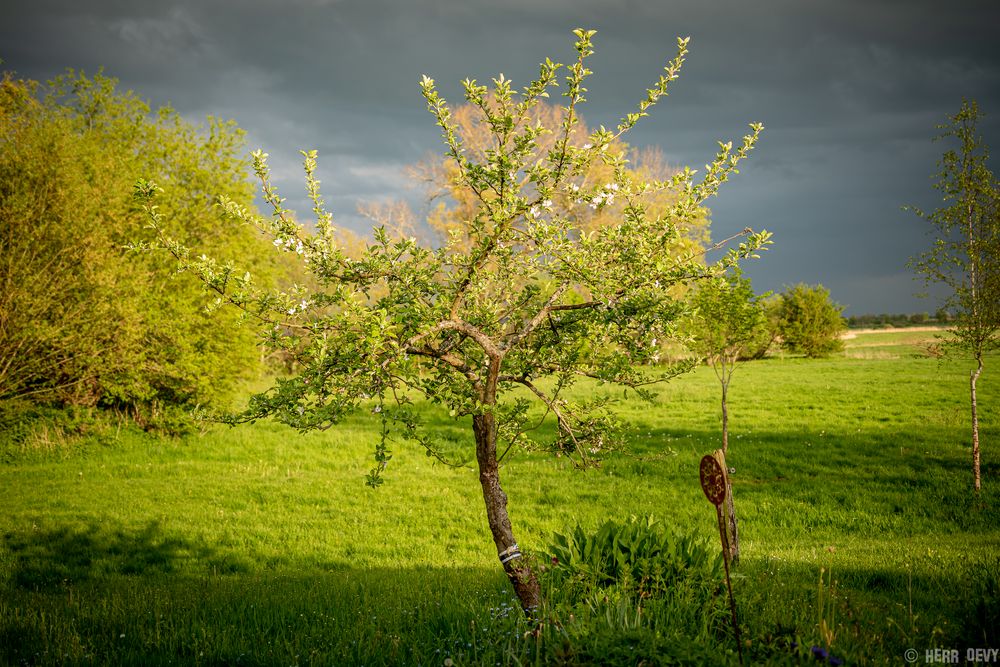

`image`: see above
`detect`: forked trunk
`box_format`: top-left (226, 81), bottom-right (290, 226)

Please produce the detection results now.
top-left (473, 412), bottom-right (541, 615)
top-left (971, 359), bottom-right (983, 493)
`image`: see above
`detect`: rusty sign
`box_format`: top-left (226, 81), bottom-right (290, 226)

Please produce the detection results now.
top-left (699, 454), bottom-right (727, 506)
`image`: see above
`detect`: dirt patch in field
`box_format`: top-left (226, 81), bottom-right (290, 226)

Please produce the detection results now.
top-left (841, 326), bottom-right (947, 340)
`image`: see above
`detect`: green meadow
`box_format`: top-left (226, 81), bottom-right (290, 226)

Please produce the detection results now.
top-left (1, 329), bottom-right (998, 665)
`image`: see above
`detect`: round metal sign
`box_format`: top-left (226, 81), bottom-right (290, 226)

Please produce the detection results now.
top-left (699, 454), bottom-right (726, 506)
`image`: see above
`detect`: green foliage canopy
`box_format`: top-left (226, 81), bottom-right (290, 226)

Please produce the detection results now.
top-left (775, 283), bottom-right (846, 358)
top-left (0, 70), bottom-right (273, 419)
top-left (909, 100), bottom-right (1000, 364)
top-left (908, 99), bottom-right (1000, 493)
top-left (682, 269), bottom-right (769, 453)
top-left (683, 269), bottom-right (769, 369)
top-left (138, 31), bottom-right (769, 471)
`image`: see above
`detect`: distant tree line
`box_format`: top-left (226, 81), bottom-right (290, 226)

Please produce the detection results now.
top-left (845, 311), bottom-right (953, 329)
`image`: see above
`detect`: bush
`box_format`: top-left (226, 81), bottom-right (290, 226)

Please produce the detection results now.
top-left (0, 70), bottom-right (279, 419)
top-left (775, 284), bottom-right (846, 358)
top-left (0, 398), bottom-right (120, 460)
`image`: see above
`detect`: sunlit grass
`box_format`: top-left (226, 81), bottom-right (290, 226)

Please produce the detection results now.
top-left (842, 326), bottom-right (951, 359)
top-left (1, 331), bottom-right (997, 664)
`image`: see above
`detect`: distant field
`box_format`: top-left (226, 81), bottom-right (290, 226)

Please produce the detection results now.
top-left (1, 330), bottom-right (997, 665)
top-left (841, 326), bottom-right (950, 359)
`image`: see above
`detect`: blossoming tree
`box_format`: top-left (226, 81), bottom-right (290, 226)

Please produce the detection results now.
top-left (134, 29), bottom-right (769, 614)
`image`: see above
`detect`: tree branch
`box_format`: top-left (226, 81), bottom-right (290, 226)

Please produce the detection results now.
top-left (404, 319), bottom-right (502, 361)
top-left (503, 375), bottom-right (589, 468)
top-left (503, 284), bottom-right (569, 351)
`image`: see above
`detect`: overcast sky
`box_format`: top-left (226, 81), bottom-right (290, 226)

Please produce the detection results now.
top-left (4, 0), bottom-right (999, 314)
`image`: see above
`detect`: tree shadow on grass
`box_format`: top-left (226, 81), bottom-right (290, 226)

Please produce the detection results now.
top-left (1, 518), bottom-right (997, 665)
top-left (1, 521), bottom-right (254, 590)
top-left (617, 424), bottom-right (999, 521)
top-left (739, 553), bottom-right (1000, 651)
top-left (0, 560), bottom-right (516, 666)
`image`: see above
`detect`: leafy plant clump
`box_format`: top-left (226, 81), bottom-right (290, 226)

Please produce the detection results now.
top-left (533, 517), bottom-right (737, 665)
top-left (544, 516), bottom-right (722, 598)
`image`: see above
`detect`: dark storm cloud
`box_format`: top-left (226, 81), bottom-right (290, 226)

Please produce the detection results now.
top-left (4, 0), bottom-right (999, 313)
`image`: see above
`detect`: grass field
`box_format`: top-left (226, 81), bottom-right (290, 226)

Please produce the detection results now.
top-left (1, 329), bottom-right (998, 665)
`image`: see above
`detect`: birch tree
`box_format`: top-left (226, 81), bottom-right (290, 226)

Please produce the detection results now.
top-left (909, 100), bottom-right (1000, 494)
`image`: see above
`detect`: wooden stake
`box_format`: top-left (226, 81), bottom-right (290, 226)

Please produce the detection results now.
top-left (700, 454), bottom-right (744, 665)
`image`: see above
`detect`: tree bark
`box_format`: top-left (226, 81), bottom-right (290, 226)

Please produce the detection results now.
top-left (725, 487), bottom-right (740, 566)
top-left (718, 378), bottom-right (738, 563)
top-left (721, 380), bottom-right (729, 454)
top-left (971, 358), bottom-right (983, 493)
top-left (473, 411), bottom-right (541, 616)
top-left (711, 449), bottom-right (740, 566)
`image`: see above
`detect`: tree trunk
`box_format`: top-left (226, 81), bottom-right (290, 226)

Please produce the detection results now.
top-left (473, 411), bottom-right (541, 616)
top-left (725, 487), bottom-right (740, 566)
top-left (721, 380), bottom-right (729, 454)
top-left (971, 358), bottom-right (983, 493)
top-left (718, 380), bottom-right (739, 562)
top-left (711, 449), bottom-right (740, 566)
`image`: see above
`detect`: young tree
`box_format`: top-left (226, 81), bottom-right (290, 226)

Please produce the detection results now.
top-left (135, 30), bottom-right (770, 614)
top-left (776, 283), bottom-right (846, 358)
top-left (683, 270), bottom-right (768, 454)
top-left (909, 100), bottom-right (1000, 493)
top-left (681, 269), bottom-right (767, 565)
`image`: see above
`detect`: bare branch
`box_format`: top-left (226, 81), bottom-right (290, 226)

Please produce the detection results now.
top-left (503, 375), bottom-right (589, 468)
top-left (502, 284), bottom-right (570, 351)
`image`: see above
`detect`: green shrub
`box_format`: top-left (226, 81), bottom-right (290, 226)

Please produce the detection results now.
top-left (0, 398), bottom-right (102, 459)
top-left (0, 70), bottom-right (279, 420)
top-left (775, 284), bottom-right (846, 358)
